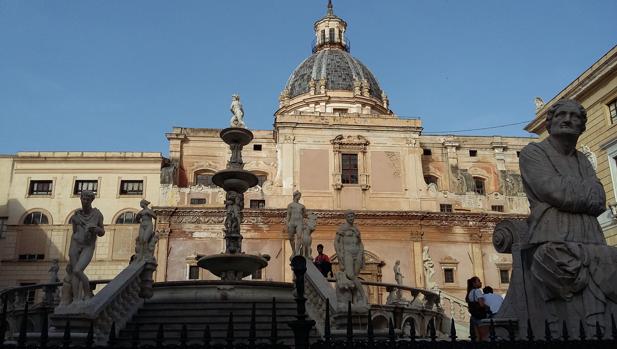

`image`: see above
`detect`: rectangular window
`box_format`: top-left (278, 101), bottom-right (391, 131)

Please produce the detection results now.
top-left (73, 180), bottom-right (98, 195)
top-left (439, 204), bottom-right (452, 213)
top-left (609, 99), bottom-right (617, 123)
top-left (195, 173), bottom-right (214, 187)
top-left (29, 180), bottom-right (53, 196)
top-left (188, 266), bottom-right (200, 280)
top-left (250, 200), bottom-right (265, 209)
top-left (443, 268), bottom-right (455, 283)
top-left (190, 198), bottom-right (206, 205)
top-left (333, 108), bottom-right (348, 114)
top-left (253, 144), bottom-right (262, 151)
top-left (474, 178), bottom-right (485, 195)
top-left (119, 180), bottom-right (143, 195)
top-left (341, 153), bottom-right (358, 184)
top-left (329, 28), bottom-right (335, 43)
top-left (18, 254), bottom-right (45, 261)
top-left (0, 217), bottom-right (7, 238)
top-left (516, 151), bottom-right (521, 158)
top-left (423, 148), bottom-right (432, 156)
top-left (19, 282), bottom-right (36, 304)
top-left (251, 268), bottom-right (262, 280)
top-left (491, 205), bottom-right (504, 212)
top-left (321, 29), bottom-right (326, 44)
top-left (469, 149), bottom-right (478, 157)
top-left (499, 269), bottom-right (510, 284)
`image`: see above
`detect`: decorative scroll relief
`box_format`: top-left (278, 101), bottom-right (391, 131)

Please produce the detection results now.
top-left (384, 151), bottom-right (402, 177)
top-left (330, 134), bottom-right (370, 152)
top-left (580, 145), bottom-right (598, 172)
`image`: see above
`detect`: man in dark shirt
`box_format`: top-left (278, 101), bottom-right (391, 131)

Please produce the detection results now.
top-left (314, 244), bottom-right (332, 277)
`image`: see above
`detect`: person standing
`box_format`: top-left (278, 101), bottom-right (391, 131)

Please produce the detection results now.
top-left (466, 276), bottom-right (489, 340)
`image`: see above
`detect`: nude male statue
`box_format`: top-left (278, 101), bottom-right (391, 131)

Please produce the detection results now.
top-left (230, 94), bottom-right (246, 128)
top-left (334, 210), bottom-right (367, 307)
top-left (63, 190), bottom-right (105, 304)
top-left (286, 190), bottom-right (306, 255)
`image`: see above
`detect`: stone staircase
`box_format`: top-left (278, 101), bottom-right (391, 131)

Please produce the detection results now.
top-left (116, 298), bottom-right (321, 345)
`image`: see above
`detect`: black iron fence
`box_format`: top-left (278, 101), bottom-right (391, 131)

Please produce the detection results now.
top-left (1, 257), bottom-right (616, 348)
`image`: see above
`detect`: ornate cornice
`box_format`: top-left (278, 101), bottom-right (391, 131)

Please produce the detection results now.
top-left (153, 206), bottom-right (526, 228)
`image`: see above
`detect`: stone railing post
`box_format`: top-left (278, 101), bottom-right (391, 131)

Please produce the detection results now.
top-left (288, 256), bottom-right (315, 349)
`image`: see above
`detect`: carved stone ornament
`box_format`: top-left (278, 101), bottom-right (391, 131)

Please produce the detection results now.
top-left (580, 145), bottom-right (598, 171)
top-left (331, 134), bottom-right (370, 152)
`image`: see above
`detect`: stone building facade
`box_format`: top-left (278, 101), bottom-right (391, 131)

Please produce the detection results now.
top-left (0, 152), bottom-right (162, 289)
top-left (525, 44), bottom-right (617, 245)
top-left (153, 4), bottom-right (534, 301)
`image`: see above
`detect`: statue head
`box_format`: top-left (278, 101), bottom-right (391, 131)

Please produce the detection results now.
top-left (293, 190), bottom-right (302, 201)
top-left (344, 210), bottom-right (355, 224)
top-left (80, 190), bottom-right (95, 207)
top-left (232, 94), bottom-right (240, 101)
top-left (140, 199), bottom-right (150, 208)
top-left (395, 260), bottom-right (400, 265)
top-left (545, 99), bottom-right (587, 136)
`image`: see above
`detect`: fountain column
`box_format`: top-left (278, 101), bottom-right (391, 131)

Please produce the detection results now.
top-left (197, 97), bottom-right (268, 280)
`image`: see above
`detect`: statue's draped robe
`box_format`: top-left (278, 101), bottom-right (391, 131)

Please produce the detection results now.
top-left (70, 208), bottom-right (104, 246)
top-left (520, 139), bottom-right (617, 327)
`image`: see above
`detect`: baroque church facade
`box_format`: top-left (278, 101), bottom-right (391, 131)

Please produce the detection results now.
top-left (152, 4), bottom-right (533, 301)
top-left (0, 3), bottom-right (535, 302)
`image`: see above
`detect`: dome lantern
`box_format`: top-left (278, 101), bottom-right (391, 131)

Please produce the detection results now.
top-left (313, 0), bottom-right (349, 53)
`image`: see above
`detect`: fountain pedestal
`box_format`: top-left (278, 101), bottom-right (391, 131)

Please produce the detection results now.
top-left (198, 127), bottom-right (268, 280)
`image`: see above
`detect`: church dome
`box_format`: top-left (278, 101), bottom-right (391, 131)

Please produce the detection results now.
top-left (277, 1), bottom-right (390, 116)
top-left (284, 49), bottom-right (384, 101)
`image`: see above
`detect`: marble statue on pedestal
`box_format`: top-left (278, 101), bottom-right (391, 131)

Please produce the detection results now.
top-left (230, 94), bottom-right (246, 128)
top-left (60, 190), bottom-right (105, 306)
top-left (134, 199), bottom-right (158, 262)
top-left (334, 210), bottom-right (367, 309)
top-left (422, 246), bottom-right (437, 290)
top-left (48, 259), bottom-right (60, 283)
top-left (286, 190), bottom-right (306, 255)
top-left (518, 99), bottom-right (617, 334)
top-left (298, 212), bottom-right (317, 258)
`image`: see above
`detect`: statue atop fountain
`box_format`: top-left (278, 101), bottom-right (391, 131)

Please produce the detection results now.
top-left (197, 97), bottom-right (268, 280)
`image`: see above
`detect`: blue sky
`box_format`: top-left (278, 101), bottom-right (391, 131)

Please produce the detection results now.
top-left (0, 0), bottom-right (615, 154)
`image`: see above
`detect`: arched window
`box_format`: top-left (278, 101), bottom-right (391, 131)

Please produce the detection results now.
top-left (424, 175), bottom-right (439, 189)
top-left (252, 171), bottom-right (268, 187)
top-left (23, 212), bottom-right (49, 225)
top-left (194, 170), bottom-right (215, 187)
top-left (473, 177), bottom-right (486, 195)
top-left (115, 211), bottom-right (138, 224)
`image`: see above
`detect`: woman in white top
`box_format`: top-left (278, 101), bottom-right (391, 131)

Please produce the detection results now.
top-left (465, 276), bottom-right (489, 340)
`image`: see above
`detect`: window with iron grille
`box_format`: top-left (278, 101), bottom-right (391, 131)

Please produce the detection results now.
top-left (439, 204), bottom-right (452, 213)
top-left (119, 180), bottom-right (143, 195)
top-left (250, 200), bottom-right (265, 209)
top-left (341, 154), bottom-right (358, 184)
top-left (29, 180), bottom-right (53, 196)
top-left (190, 198), bottom-right (207, 205)
top-left (115, 212), bottom-right (138, 224)
top-left (253, 144), bottom-right (262, 151)
top-left (73, 180), bottom-right (98, 195)
top-left (444, 268), bottom-right (455, 283)
top-left (195, 172), bottom-right (215, 187)
top-left (469, 149), bottom-right (478, 157)
top-left (491, 205), bottom-right (504, 212)
top-left (18, 254), bottom-right (45, 260)
top-left (188, 265), bottom-right (200, 280)
top-left (255, 174), bottom-right (267, 187)
top-left (23, 212), bottom-right (49, 225)
top-left (609, 99), bottom-right (617, 123)
top-left (423, 148), bottom-right (432, 156)
top-left (19, 283), bottom-right (36, 304)
top-left (474, 177), bottom-right (485, 195)
top-left (499, 269), bottom-right (510, 284)
top-left (0, 217), bottom-right (7, 238)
